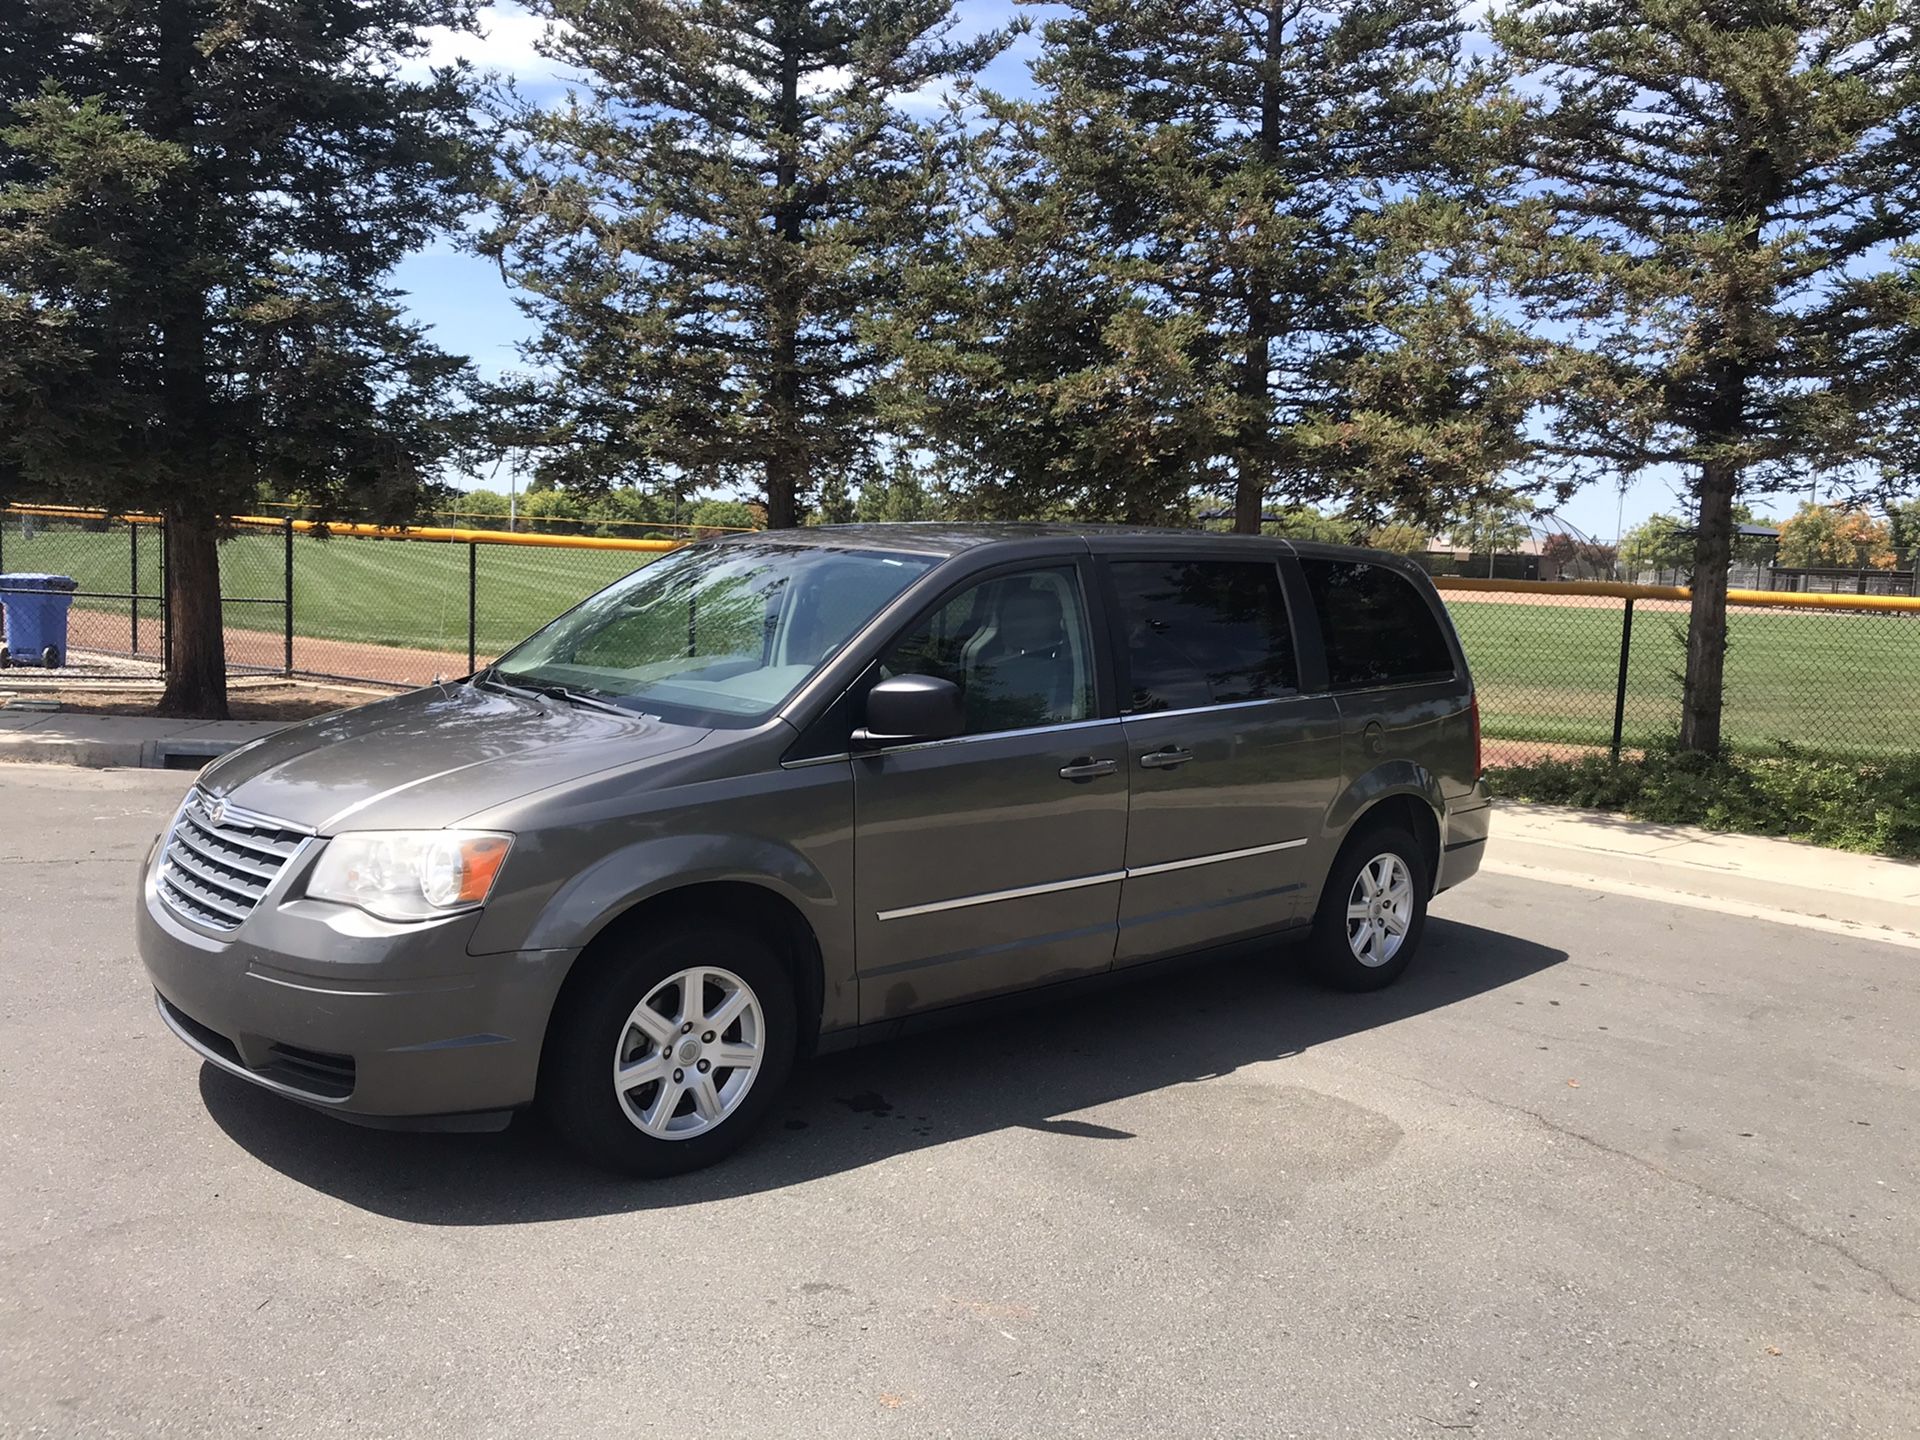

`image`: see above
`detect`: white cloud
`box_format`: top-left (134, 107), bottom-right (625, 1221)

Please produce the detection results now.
top-left (402, 2), bottom-right (566, 85)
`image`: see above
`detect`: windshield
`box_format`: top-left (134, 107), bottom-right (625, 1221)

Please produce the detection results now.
top-left (490, 540), bottom-right (935, 724)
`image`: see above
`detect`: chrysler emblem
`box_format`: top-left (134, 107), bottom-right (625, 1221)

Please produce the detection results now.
top-left (206, 798), bottom-right (227, 828)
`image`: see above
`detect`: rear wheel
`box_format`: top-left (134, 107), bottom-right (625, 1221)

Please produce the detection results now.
top-left (541, 922), bottom-right (797, 1176)
top-left (1308, 824), bottom-right (1429, 990)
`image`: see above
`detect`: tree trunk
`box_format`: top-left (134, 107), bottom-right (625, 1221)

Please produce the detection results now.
top-left (1231, 328), bottom-right (1268, 536)
top-left (152, 0), bottom-right (228, 718)
top-left (1231, 3), bottom-right (1285, 538)
top-left (1677, 458), bottom-right (1736, 753)
top-left (764, 0), bottom-right (805, 531)
top-left (157, 509), bottom-right (229, 719)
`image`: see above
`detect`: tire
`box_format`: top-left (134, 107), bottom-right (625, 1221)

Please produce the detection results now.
top-left (1308, 824), bottom-right (1430, 991)
top-left (42, 646), bottom-right (60, 669)
top-left (0, 647), bottom-right (10, 669)
top-left (539, 922), bottom-right (798, 1177)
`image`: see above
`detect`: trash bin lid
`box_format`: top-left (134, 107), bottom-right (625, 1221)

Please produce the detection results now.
top-left (0, 573), bottom-right (80, 591)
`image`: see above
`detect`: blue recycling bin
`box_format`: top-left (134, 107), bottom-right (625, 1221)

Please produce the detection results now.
top-left (0, 573), bottom-right (80, 668)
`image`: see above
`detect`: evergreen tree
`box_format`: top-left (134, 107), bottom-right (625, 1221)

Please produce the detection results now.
top-left (1493, 0), bottom-right (1920, 751)
top-left (894, 0), bottom-right (1541, 531)
top-left (0, 0), bottom-right (482, 716)
top-left (482, 0), bottom-right (1008, 530)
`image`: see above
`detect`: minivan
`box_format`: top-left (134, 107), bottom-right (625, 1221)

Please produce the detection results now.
top-left (138, 525), bottom-right (1489, 1175)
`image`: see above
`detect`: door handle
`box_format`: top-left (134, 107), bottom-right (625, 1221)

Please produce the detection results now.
top-left (1139, 747), bottom-right (1194, 770)
top-left (1059, 757), bottom-right (1119, 781)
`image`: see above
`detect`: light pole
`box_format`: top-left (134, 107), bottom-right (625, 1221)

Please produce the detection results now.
top-left (1614, 483), bottom-right (1629, 580)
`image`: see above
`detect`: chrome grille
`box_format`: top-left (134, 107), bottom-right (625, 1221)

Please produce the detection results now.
top-left (157, 791), bottom-right (307, 932)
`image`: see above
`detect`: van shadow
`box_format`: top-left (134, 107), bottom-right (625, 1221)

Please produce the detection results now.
top-left (200, 918), bottom-right (1564, 1226)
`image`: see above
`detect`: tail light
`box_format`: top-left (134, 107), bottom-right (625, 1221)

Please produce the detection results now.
top-left (1469, 691), bottom-right (1483, 783)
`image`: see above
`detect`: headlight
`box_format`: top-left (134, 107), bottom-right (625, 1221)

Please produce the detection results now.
top-left (307, 831), bottom-right (513, 922)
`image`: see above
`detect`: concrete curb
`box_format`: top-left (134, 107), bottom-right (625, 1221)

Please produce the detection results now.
top-left (1489, 803), bottom-right (1920, 940)
top-left (0, 712), bottom-right (285, 769)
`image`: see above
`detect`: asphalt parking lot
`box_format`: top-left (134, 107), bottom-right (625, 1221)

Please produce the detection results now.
top-left (2, 765), bottom-right (1915, 1438)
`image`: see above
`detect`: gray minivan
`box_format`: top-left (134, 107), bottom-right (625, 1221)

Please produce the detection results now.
top-left (138, 525), bottom-right (1489, 1174)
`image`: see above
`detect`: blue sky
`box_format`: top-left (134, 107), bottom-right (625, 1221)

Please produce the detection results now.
top-left (392, 1), bottom-right (1695, 543)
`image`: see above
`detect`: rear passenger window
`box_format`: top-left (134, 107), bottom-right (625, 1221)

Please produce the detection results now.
top-left (1110, 560), bottom-right (1297, 713)
top-left (1302, 559), bottom-right (1455, 689)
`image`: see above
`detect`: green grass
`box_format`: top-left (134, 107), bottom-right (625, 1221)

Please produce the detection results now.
top-left (1487, 742), bottom-right (1920, 859)
top-left (3, 521), bottom-right (651, 657)
top-left (7, 518), bottom-right (1915, 757)
top-left (1450, 597), bottom-right (1920, 759)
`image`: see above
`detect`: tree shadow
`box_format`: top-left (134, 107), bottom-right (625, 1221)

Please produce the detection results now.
top-left (199, 917), bottom-right (1564, 1225)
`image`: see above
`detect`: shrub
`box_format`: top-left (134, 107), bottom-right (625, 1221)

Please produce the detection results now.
top-left (1486, 742), bottom-right (1920, 859)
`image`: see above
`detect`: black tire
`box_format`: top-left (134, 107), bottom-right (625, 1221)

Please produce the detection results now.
top-left (1308, 823), bottom-right (1430, 991)
top-left (539, 921), bottom-right (798, 1177)
top-left (0, 647), bottom-right (10, 669)
top-left (42, 645), bottom-right (60, 669)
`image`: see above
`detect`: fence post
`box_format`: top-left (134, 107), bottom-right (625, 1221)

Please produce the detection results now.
top-left (160, 517), bottom-right (172, 675)
top-left (283, 517), bottom-right (295, 676)
top-left (467, 541), bottom-right (478, 675)
top-left (129, 522), bottom-right (140, 655)
top-left (1610, 596), bottom-right (1635, 761)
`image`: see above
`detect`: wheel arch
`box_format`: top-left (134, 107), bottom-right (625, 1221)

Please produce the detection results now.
top-left (546, 878), bottom-right (828, 1067)
top-left (1326, 762), bottom-right (1445, 894)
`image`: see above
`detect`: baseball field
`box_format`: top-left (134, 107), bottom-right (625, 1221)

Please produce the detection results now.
top-left (6, 520), bottom-right (1915, 760)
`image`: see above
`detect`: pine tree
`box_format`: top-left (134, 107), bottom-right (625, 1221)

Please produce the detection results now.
top-left (894, 0), bottom-right (1541, 532)
top-left (482, 0), bottom-right (1008, 530)
top-left (0, 0), bottom-right (483, 717)
top-left (1493, 0), bottom-right (1920, 752)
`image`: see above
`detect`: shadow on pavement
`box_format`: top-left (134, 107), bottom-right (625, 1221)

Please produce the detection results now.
top-left (200, 917), bottom-right (1564, 1225)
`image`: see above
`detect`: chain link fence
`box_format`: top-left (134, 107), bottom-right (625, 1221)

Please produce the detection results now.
top-left (0, 506), bottom-right (662, 687)
top-left (7, 507), bottom-right (1916, 771)
top-left (0, 508), bottom-right (168, 676)
top-left (1438, 580), bottom-right (1920, 767)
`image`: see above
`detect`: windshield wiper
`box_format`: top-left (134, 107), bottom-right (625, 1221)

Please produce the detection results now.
top-left (474, 669), bottom-right (632, 717)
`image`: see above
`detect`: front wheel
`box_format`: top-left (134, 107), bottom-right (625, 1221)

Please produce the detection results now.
top-left (540, 923), bottom-right (797, 1176)
top-left (1308, 825), bottom-right (1430, 991)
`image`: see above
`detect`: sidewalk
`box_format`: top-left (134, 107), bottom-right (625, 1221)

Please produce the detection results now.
top-left (1487, 803), bottom-right (1920, 943)
top-left (0, 709), bottom-right (285, 768)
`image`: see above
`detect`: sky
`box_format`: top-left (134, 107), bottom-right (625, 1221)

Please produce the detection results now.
top-left (391, 1), bottom-right (1699, 544)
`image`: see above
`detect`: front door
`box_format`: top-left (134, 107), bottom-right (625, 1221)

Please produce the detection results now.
top-left (853, 561), bottom-right (1128, 1021)
top-left (1104, 554), bottom-right (1345, 963)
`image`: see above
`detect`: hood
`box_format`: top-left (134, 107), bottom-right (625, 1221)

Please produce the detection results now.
top-left (199, 683), bottom-right (709, 832)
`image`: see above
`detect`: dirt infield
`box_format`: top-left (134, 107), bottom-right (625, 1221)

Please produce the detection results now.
top-left (1438, 585), bottom-right (1687, 613)
top-left (56, 605), bottom-right (470, 689)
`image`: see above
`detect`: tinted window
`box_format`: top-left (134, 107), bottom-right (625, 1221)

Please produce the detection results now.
top-left (1110, 559), bottom-right (1297, 713)
top-left (1302, 559), bottom-right (1456, 689)
top-left (882, 566), bottom-right (1094, 735)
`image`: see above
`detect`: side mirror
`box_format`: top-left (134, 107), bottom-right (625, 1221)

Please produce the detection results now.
top-left (854, 674), bottom-right (966, 746)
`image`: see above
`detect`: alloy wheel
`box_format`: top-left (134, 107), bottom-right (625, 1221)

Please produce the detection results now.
top-left (1346, 852), bottom-right (1414, 968)
top-left (612, 965), bottom-right (765, 1140)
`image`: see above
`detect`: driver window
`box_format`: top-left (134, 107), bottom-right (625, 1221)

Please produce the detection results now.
top-left (881, 566), bottom-right (1094, 736)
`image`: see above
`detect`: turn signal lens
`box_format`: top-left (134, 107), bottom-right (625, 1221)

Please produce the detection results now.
top-left (422, 835), bottom-right (512, 908)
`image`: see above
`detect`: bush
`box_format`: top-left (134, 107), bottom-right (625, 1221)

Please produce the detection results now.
top-left (1486, 742), bottom-right (1920, 859)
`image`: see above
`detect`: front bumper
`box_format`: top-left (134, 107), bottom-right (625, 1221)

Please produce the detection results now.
top-left (137, 860), bottom-right (575, 1127)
